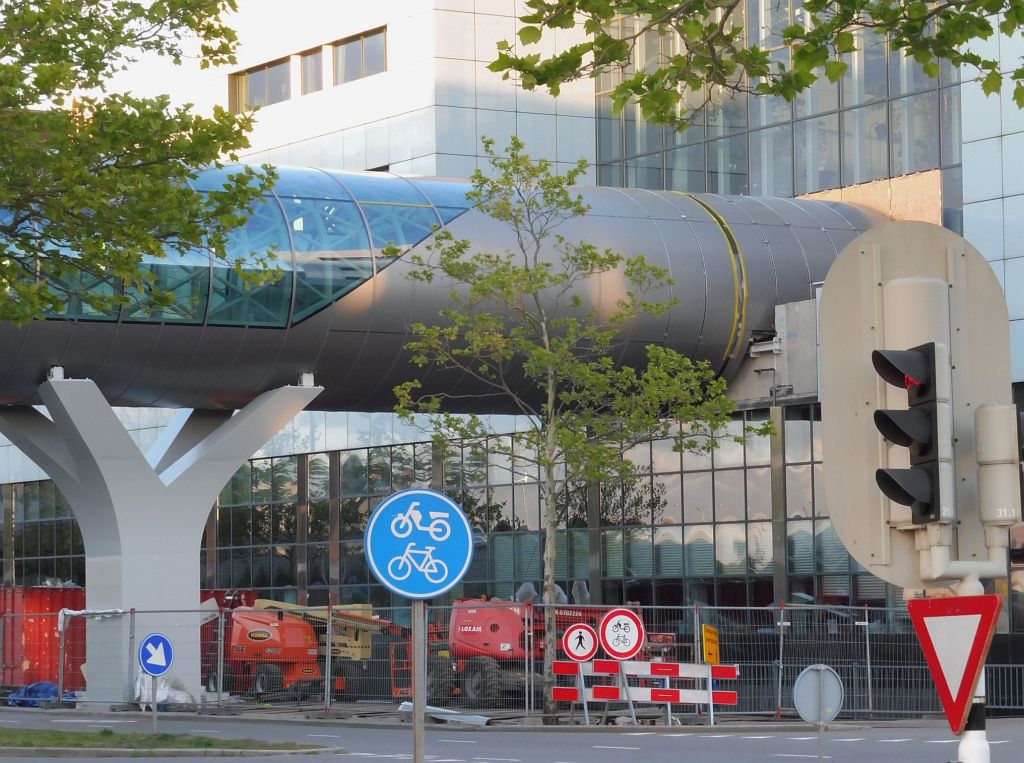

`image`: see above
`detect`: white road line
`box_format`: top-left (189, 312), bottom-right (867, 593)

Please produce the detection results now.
top-left (878, 739), bottom-right (913, 743)
top-left (830, 738), bottom-right (864, 742)
top-left (310, 734), bottom-right (344, 738)
top-left (923, 740), bottom-right (958, 744)
top-left (188, 729), bottom-right (222, 734)
top-left (51, 719), bottom-right (137, 724)
top-left (663, 733), bottom-right (691, 737)
top-left (786, 736), bottom-right (818, 740)
top-left (438, 740), bottom-right (478, 744)
top-left (703, 734), bottom-right (732, 738)
top-left (0, 720), bottom-right (19, 724)
top-left (622, 732), bottom-right (655, 736)
top-left (473, 757), bottom-right (520, 761)
top-left (593, 746), bottom-right (641, 750)
top-left (772, 755), bottom-right (830, 760)
top-left (742, 735), bottom-right (773, 739)
top-left (991, 740), bottom-right (1009, 744)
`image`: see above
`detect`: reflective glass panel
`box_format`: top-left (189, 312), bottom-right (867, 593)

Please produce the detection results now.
top-left (750, 124), bottom-right (793, 196)
top-left (282, 198), bottom-right (374, 321)
top-left (842, 103), bottom-right (889, 185)
top-left (716, 523), bottom-right (746, 575)
top-left (787, 519), bottom-right (814, 574)
top-left (209, 197), bottom-right (292, 327)
top-left (626, 152), bottom-right (664, 189)
top-left (301, 50), bottom-right (323, 94)
top-left (655, 525), bottom-right (683, 576)
top-left (685, 525), bottom-right (715, 575)
top-left (842, 30), bottom-right (887, 107)
top-left (362, 204), bottom-right (440, 252)
top-left (363, 31), bottom-right (386, 77)
top-left (890, 92), bottom-right (939, 175)
top-left (333, 172), bottom-right (429, 204)
top-left (265, 60), bottom-right (290, 105)
top-left (666, 144), bottom-right (705, 192)
top-left (794, 114), bottom-right (840, 194)
top-left (335, 39), bottom-right (361, 83)
top-left (274, 168), bottom-right (351, 200)
top-left (407, 179), bottom-right (472, 208)
top-left (246, 68), bottom-right (266, 109)
top-left (714, 469), bottom-right (745, 522)
top-left (683, 471), bottom-right (713, 524)
top-left (707, 135), bottom-right (748, 194)
top-left (748, 522), bottom-right (773, 573)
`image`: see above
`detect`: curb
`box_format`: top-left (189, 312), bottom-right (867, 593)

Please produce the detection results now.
top-left (0, 746), bottom-right (345, 758)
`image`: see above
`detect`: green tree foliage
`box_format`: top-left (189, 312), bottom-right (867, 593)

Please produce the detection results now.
top-left (394, 137), bottom-right (766, 720)
top-left (491, 0), bottom-right (1024, 130)
top-left (0, 0), bottom-right (275, 324)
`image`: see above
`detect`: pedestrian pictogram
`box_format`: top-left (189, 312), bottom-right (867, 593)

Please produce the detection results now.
top-left (138, 633), bottom-right (174, 677)
top-left (907, 594), bottom-right (1002, 734)
top-left (365, 489), bottom-right (473, 600)
top-left (562, 623), bottom-right (598, 662)
top-left (598, 608), bottom-right (645, 660)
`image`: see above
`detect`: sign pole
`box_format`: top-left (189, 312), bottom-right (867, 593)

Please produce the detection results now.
top-left (412, 599), bottom-right (425, 763)
top-left (956, 575), bottom-right (989, 763)
top-left (151, 674), bottom-right (158, 733)
top-left (578, 663), bottom-right (590, 726)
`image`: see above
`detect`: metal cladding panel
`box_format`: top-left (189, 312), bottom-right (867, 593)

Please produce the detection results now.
top-left (626, 190), bottom-right (688, 221)
top-left (729, 196), bottom-right (789, 227)
top-left (742, 197), bottom-right (831, 229)
top-left (757, 224), bottom-right (810, 306)
top-left (651, 218), bottom-right (707, 359)
top-left (729, 225), bottom-right (780, 330)
top-left (692, 194), bottom-right (757, 227)
top-left (791, 227), bottom-right (845, 288)
top-left (172, 325), bottom-right (263, 409)
top-left (685, 220), bottom-right (737, 372)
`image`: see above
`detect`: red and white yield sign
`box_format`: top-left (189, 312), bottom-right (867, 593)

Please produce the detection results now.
top-left (562, 623), bottom-right (599, 662)
top-left (907, 594), bottom-right (1002, 734)
top-left (599, 608), bottom-right (646, 660)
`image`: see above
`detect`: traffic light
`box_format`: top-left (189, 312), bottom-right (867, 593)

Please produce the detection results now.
top-left (872, 342), bottom-right (953, 524)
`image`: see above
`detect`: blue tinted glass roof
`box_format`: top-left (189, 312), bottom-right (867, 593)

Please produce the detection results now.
top-left (52, 166), bottom-right (472, 327)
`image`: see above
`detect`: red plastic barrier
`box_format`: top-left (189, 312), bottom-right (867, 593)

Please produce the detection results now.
top-left (0, 587), bottom-right (86, 691)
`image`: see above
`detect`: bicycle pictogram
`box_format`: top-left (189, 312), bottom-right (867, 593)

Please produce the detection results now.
top-left (390, 501), bottom-right (452, 541)
top-left (387, 542), bottom-right (449, 584)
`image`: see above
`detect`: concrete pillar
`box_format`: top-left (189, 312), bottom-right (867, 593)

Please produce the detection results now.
top-left (0, 378), bottom-right (321, 707)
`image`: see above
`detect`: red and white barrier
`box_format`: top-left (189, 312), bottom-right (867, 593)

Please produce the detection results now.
top-left (551, 659), bottom-right (740, 708)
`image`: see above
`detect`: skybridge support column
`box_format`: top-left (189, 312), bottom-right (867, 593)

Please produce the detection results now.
top-left (0, 377), bottom-right (322, 708)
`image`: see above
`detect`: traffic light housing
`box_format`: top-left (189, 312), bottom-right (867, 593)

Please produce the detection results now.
top-left (872, 342), bottom-right (953, 524)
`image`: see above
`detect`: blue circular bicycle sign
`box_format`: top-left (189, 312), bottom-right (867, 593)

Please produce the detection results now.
top-left (365, 488), bottom-right (473, 599)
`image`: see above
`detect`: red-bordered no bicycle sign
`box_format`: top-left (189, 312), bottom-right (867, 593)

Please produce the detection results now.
top-left (599, 608), bottom-right (645, 660)
top-left (562, 622), bottom-right (599, 662)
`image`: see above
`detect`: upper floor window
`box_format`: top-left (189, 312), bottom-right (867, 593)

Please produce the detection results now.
top-left (333, 28), bottom-right (386, 84)
top-left (301, 48), bottom-right (323, 95)
top-left (232, 58), bottom-right (290, 111)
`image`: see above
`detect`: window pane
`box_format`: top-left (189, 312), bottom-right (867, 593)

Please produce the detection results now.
top-left (362, 204), bottom-right (440, 254)
top-left (363, 31), bottom-right (386, 77)
top-left (787, 519), bottom-right (814, 574)
top-left (794, 74), bottom-right (838, 119)
top-left (940, 86), bottom-right (961, 167)
top-left (842, 103), bottom-right (888, 185)
top-left (625, 102), bottom-right (664, 156)
top-left (707, 135), bottom-right (748, 194)
top-left (683, 471), bottom-right (713, 524)
top-left (626, 152), bottom-right (664, 189)
top-left (265, 60), bottom-right (290, 105)
top-left (335, 39), bottom-right (362, 83)
top-left (786, 464), bottom-right (813, 519)
top-left (747, 467), bottom-right (771, 520)
top-left (714, 469), bottom-right (745, 522)
top-left (716, 523), bottom-right (746, 575)
top-left (302, 50), bottom-right (323, 94)
top-left (890, 92), bottom-right (939, 175)
top-left (654, 473), bottom-right (681, 525)
top-left (748, 522), bottom-right (773, 574)
top-left (655, 525), bottom-right (684, 576)
top-left (685, 525), bottom-right (715, 575)
top-left (750, 124), bottom-right (793, 196)
top-left (598, 96), bottom-right (623, 162)
top-left (842, 29), bottom-right (887, 107)
top-left (666, 144), bottom-right (705, 192)
top-left (245, 69), bottom-right (267, 109)
top-left (794, 114), bottom-right (839, 194)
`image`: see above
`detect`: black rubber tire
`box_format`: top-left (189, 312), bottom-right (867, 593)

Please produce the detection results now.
top-left (425, 657), bottom-right (453, 705)
top-left (253, 663), bottom-right (284, 696)
top-left (332, 660), bottom-right (364, 702)
top-left (205, 663), bottom-right (234, 694)
top-left (461, 656), bottom-right (503, 708)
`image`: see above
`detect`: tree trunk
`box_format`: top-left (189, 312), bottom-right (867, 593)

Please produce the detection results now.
top-left (541, 465), bottom-right (559, 724)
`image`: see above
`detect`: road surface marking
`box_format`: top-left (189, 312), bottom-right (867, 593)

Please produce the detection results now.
top-left (878, 739), bottom-right (912, 743)
top-left (189, 729), bottom-right (222, 734)
top-left (830, 738), bottom-right (864, 742)
top-left (787, 736), bottom-right (817, 740)
top-left (991, 740), bottom-right (1009, 744)
top-left (623, 732), bottom-right (655, 736)
top-left (593, 746), bottom-right (641, 750)
top-left (923, 740), bottom-right (958, 744)
top-left (309, 734), bottom-right (345, 738)
top-left (438, 740), bottom-right (478, 744)
top-left (473, 758), bottom-right (519, 761)
top-left (703, 734), bottom-right (732, 738)
top-left (51, 719), bottom-right (136, 724)
top-left (742, 735), bottom-right (773, 739)
top-left (772, 755), bottom-right (830, 760)
top-left (663, 733), bottom-right (691, 737)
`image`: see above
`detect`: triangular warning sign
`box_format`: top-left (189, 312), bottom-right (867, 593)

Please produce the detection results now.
top-left (907, 594), bottom-right (1002, 735)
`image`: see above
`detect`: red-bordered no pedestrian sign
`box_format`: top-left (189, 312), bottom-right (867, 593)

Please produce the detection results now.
top-left (599, 608), bottom-right (645, 660)
top-left (562, 623), bottom-right (599, 662)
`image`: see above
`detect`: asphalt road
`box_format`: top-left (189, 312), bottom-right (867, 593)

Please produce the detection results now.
top-left (0, 708), bottom-right (1021, 762)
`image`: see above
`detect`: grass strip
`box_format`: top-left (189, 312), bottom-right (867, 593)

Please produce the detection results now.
top-left (0, 727), bottom-right (317, 750)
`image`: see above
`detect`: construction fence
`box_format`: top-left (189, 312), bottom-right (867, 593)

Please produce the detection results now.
top-left (2, 600), bottom-right (1022, 718)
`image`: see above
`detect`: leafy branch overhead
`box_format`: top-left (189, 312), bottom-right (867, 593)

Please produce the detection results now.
top-left (491, 0), bottom-right (1024, 129)
top-left (0, 0), bottom-right (276, 325)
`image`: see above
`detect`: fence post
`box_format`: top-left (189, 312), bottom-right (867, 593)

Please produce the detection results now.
top-left (863, 606), bottom-right (873, 714)
top-left (57, 614), bottom-right (66, 701)
top-left (775, 604), bottom-right (788, 719)
top-left (128, 608), bottom-right (136, 703)
top-left (526, 603), bottom-right (534, 717)
top-left (324, 603), bottom-right (333, 712)
top-left (215, 609), bottom-right (225, 711)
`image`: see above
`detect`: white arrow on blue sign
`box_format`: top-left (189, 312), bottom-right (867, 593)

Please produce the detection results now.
top-left (365, 488), bottom-right (473, 600)
top-left (139, 633), bottom-right (174, 677)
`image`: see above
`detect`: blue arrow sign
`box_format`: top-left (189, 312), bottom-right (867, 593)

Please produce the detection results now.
top-left (365, 489), bottom-right (473, 599)
top-left (139, 633), bottom-right (174, 677)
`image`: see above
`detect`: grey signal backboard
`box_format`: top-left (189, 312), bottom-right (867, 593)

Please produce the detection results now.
top-left (818, 221), bottom-right (1012, 590)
